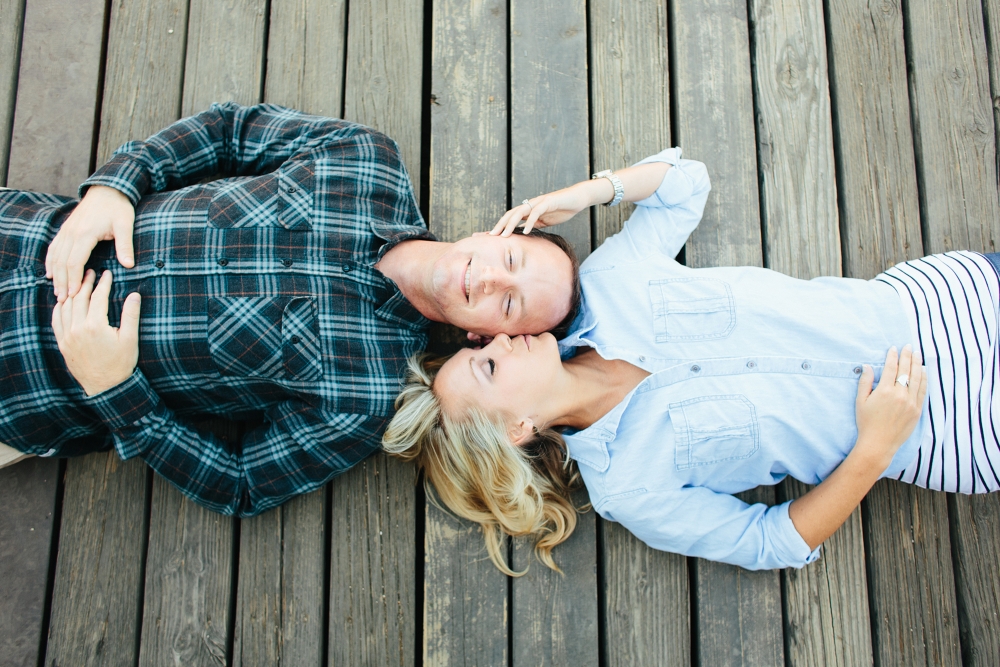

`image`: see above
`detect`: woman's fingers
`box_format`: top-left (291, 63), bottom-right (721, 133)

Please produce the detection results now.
top-left (876, 346), bottom-right (899, 390)
top-left (491, 202), bottom-right (533, 236)
top-left (908, 348), bottom-right (924, 399)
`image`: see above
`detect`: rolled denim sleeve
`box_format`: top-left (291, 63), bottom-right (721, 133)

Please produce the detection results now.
top-left (618, 147), bottom-right (712, 259)
top-left (601, 487), bottom-right (820, 570)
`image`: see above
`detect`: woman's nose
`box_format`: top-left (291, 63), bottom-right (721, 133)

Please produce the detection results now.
top-left (494, 333), bottom-right (513, 351)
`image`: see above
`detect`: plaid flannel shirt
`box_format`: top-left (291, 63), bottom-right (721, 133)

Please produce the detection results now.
top-left (0, 103), bottom-right (432, 516)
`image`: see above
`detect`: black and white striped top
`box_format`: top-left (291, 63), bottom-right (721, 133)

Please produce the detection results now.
top-left (876, 251), bottom-right (1000, 494)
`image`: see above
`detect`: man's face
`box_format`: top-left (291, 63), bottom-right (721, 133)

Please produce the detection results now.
top-left (430, 232), bottom-right (574, 336)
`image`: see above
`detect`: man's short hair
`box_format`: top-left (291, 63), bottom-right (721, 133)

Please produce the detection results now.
top-left (523, 229), bottom-right (581, 340)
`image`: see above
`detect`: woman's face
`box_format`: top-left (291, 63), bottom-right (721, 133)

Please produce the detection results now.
top-left (434, 332), bottom-right (563, 429)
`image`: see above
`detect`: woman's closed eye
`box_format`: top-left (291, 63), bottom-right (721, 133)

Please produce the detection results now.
top-left (488, 358), bottom-right (496, 375)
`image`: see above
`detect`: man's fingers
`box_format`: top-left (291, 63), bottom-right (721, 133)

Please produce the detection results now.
top-left (51, 299), bottom-right (65, 341)
top-left (65, 239), bottom-right (99, 299)
top-left (88, 270), bottom-right (114, 323)
top-left (113, 218), bottom-right (136, 268)
top-left (72, 270), bottom-right (97, 323)
top-left (118, 292), bottom-right (142, 344)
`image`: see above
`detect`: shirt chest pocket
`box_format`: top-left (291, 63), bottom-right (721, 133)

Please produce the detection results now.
top-left (208, 161), bottom-right (314, 230)
top-left (649, 277), bottom-right (735, 342)
top-left (207, 296), bottom-right (323, 381)
top-left (670, 395), bottom-right (759, 469)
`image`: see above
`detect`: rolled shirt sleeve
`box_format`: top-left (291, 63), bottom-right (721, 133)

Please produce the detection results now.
top-left (600, 485), bottom-right (821, 570)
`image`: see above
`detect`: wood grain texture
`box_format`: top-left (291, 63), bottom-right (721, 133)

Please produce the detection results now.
top-left (903, 0), bottom-right (1000, 254)
top-left (44, 455), bottom-right (148, 667)
top-left (0, 0), bottom-right (25, 186)
top-left (96, 0), bottom-right (188, 165)
top-left (825, 0), bottom-right (923, 276)
top-left (587, 0), bottom-right (670, 246)
top-left (265, 0), bottom-right (347, 119)
top-left (511, 489), bottom-right (598, 667)
top-left (510, 0), bottom-right (591, 259)
top-left (0, 458), bottom-right (59, 667)
top-left (138, 477), bottom-right (234, 667)
top-left (671, 0), bottom-right (763, 269)
top-left (986, 0), bottom-right (1000, 176)
top-left (863, 482), bottom-right (961, 667)
top-left (7, 0), bottom-right (107, 195)
top-left (587, 5), bottom-right (687, 663)
top-left (694, 487), bottom-right (783, 667)
top-left (601, 522), bottom-right (690, 667)
top-left (749, 0), bottom-right (840, 278)
top-left (781, 480), bottom-right (873, 667)
top-left (949, 494), bottom-right (1000, 666)
top-left (424, 502), bottom-right (508, 666)
top-left (344, 0), bottom-right (424, 201)
top-left (329, 455), bottom-right (417, 667)
top-left (182, 0), bottom-right (267, 115)
top-left (425, 3), bottom-right (509, 664)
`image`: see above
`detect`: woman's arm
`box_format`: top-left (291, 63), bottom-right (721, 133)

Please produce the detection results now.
top-left (788, 345), bottom-right (927, 550)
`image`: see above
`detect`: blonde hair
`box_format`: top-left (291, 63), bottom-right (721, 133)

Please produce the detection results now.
top-left (382, 353), bottom-right (583, 576)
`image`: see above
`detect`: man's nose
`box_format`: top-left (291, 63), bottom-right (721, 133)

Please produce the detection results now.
top-left (480, 266), bottom-right (513, 295)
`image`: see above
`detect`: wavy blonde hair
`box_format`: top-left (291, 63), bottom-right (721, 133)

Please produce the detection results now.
top-left (382, 353), bottom-right (583, 576)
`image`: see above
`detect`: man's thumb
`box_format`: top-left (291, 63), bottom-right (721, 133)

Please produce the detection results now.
top-left (120, 292), bottom-right (142, 340)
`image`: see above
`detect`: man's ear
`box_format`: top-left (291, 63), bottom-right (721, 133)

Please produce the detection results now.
top-left (466, 331), bottom-right (494, 346)
top-left (508, 418), bottom-right (536, 447)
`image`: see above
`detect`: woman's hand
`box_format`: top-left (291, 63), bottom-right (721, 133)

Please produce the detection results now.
top-left (46, 185), bottom-right (136, 302)
top-left (52, 269), bottom-right (142, 396)
top-left (490, 182), bottom-right (598, 237)
top-left (853, 344), bottom-right (927, 469)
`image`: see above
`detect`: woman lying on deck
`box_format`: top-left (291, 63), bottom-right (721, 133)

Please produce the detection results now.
top-left (382, 148), bottom-right (1000, 574)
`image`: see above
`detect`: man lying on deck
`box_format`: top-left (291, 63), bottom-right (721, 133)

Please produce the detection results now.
top-left (0, 102), bottom-right (579, 516)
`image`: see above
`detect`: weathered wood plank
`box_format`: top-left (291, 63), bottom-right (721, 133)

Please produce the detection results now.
top-left (510, 0), bottom-right (590, 259)
top-left (949, 494), bottom-right (1000, 666)
top-left (344, 0), bottom-right (424, 201)
top-left (508, 3), bottom-right (596, 665)
top-left (746, 1), bottom-right (872, 663)
top-left (230, 4), bottom-right (348, 664)
top-left (7, 0), bottom-right (106, 196)
top-left (181, 0), bottom-right (267, 117)
top-left (588, 0), bottom-right (670, 246)
top-left (986, 0), bottom-right (1000, 177)
top-left (863, 483), bottom-right (961, 666)
top-left (329, 456), bottom-right (417, 666)
top-left (781, 481), bottom-right (873, 667)
top-left (672, 1), bottom-right (777, 663)
top-left (264, 0), bottom-right (347, 119)
top-left (693, 488), bottom-right (784, 667)
top-left (671, 0), bottom-right (763, 269)
top-left (44, 456), bottom-right (148, 667)
top-left (426, 3), bottom-right (509, 660)
top-left (904, 0), bottom-right (1000, 254)
top-left (825, 0), bottom-right (923, 277)
top-left (139, 476), bottom-right (234, 667)
top-left (749, 0), bottom-right (840, 278)
top-left (587, 4), bottom-right (687, 665)
top-left (0, 458), bottom-right (59, 667)
top-left (0, 0), bottom-right (25, 186)
top-left (43, 4), bottom-right (189, 666)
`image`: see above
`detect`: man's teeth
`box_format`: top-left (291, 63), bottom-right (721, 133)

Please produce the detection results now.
top-left (465, 265), bottom-right (471, 299)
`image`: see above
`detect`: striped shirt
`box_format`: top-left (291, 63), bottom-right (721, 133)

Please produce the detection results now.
top-left (0, 103), bottom-right (432, 516)
top-left (876, 251), bottom-right (1000, 493)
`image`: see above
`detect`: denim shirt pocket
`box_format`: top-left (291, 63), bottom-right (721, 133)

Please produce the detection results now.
top-left (649, 277), bottom-right (735, 342)
top-left (671, 395), bottom-right (759, 469)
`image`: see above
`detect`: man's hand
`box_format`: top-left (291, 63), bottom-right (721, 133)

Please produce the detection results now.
top-left (52, 269), bottom-right (142, 396)
top-left (46, 185), bottom-right (136, 302)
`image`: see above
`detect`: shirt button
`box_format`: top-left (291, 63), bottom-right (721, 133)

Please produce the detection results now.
top-left (287, 186), bottom-right (297, 194)
top-left (342, 262), bottom-right (353, 273)
top-left (854, 366), bottom-right (863, 375)
top-left (747, 361), bottom-right (756, 368)
top-left (801, 361), bottom-right (811, 370)
top-left (690, 364), bottom-right (701, 373)
top-left (217, 258), bottom-right (229, 267)
top-left (154, 260), bottom-right (165, 269)
top-left (282, 259), bottom-right (293, 267)
top-left (290, 335), bottom-right (301, 345)
top-left (638, 355), bottom-right (646, 362)
top-left (35, 267), bottom-right (46, 277)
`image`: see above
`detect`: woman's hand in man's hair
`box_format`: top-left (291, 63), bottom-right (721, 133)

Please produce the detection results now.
top-left (46, 185), bottom-right (136, 302)
top-left (491, 182), bottom-right (596, 237)
top-left (51, 269), bottom-right (142, 397)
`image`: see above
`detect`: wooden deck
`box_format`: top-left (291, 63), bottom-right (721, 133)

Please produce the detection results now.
top-left (2, 0), bottom-right (1000, 665)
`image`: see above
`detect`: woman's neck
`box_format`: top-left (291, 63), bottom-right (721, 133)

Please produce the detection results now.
top-left (550, 349), bottom-right (650, 431)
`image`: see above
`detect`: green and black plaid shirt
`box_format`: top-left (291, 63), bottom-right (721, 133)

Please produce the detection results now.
top-left (0, 102), bottom-right (431, 516)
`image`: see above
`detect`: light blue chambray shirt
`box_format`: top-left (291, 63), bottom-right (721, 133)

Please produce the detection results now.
top-left (559, 148), bottom-right (928, 570)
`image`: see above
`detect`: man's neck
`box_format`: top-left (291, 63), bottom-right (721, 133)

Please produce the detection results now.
top-left (375, 239), bottom-right (448, 322)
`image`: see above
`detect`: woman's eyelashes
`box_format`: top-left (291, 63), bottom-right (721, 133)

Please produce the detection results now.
top-left (488, 358), bottom-right (496, 375)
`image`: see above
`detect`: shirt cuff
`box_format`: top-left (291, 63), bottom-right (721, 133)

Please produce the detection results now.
top-left (632, 152), bottom-right (697, 209)
top-left (79, 147), bottom-right (151, 205)
top-left (83, 369), bottom-right (160, 444)
top-left (634, 146), bottom-right (683, 167)
top-left (770, 500), bottom-right (822, 568)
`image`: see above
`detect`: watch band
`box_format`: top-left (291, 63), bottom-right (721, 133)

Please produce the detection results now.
top-left (591, 169), bottom-right (624, 207)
